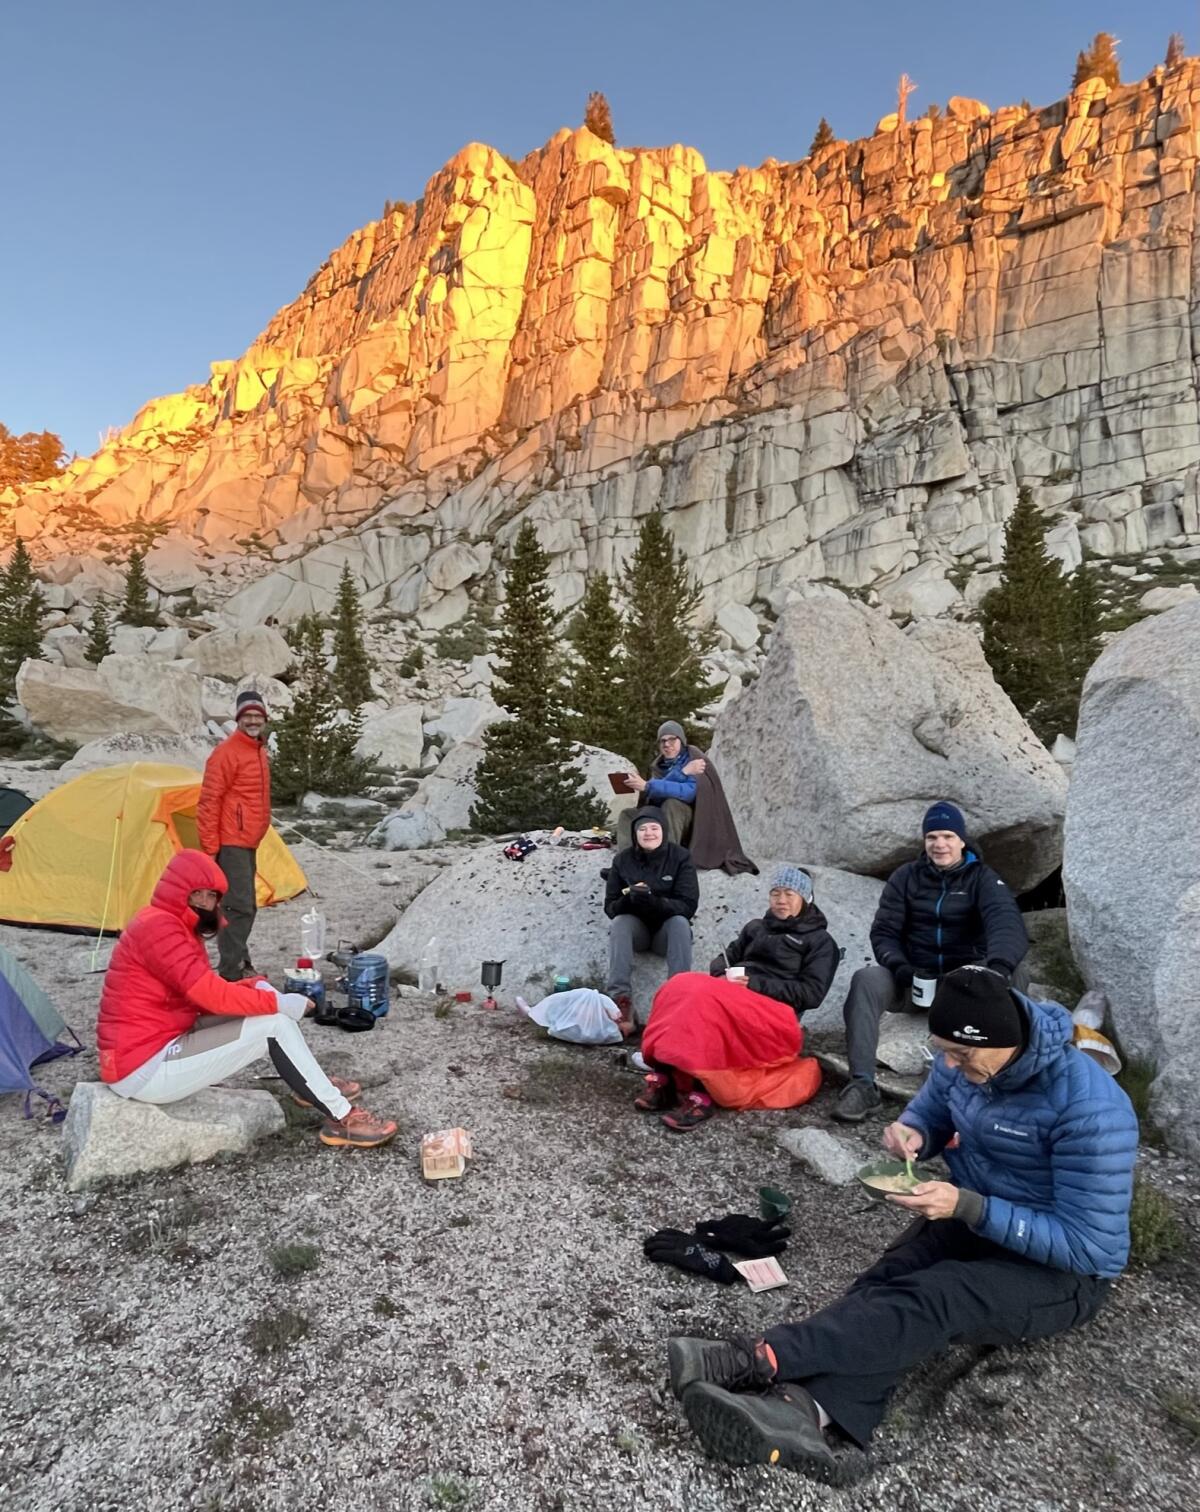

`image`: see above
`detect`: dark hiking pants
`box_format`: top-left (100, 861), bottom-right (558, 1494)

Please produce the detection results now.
top-left (762, 1217), bottom-right (1110, 1446)
top-left (216, 844), bottom-right (257, 981)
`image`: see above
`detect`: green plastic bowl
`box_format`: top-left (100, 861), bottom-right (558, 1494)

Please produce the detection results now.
top-left (855, 1157), bottom-right (935, 1203)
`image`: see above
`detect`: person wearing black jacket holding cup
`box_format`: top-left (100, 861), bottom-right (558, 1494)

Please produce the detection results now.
top-left (604, 806), bottom-right (699, 1027)
top-left (833, 801), bottom-right (1028, 1123)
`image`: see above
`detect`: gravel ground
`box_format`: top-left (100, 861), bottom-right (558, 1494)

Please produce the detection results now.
top-left (0, 807), bottom-right (1198, 1511)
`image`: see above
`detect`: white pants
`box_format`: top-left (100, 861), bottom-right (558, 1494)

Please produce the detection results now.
top-left (116, 1013), bottom-right (352, 1121)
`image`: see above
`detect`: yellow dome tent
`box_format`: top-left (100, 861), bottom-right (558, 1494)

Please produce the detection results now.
top-left (0, 763), bottom-right (308, 932)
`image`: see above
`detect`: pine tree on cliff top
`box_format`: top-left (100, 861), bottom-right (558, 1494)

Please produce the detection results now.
top-left (809, 117), bottom-right (834, 154)
top-left (613, 512), bottom-right (719, 763)
top-left (979, 489), bottom-right (1078, 744)
top-left (567, 572), bottom-right (627, 757)
top-left (331, 562), bottom-right (374, 709)
top-left (0, 540), bottom-right (46, 706)
top-left (470, 522), bottom-right (605, 834)
top-left (584, 91), bottom-right (615, 146)
top-left (1165, 33), bottom-right (1185, 69)
top-left (119, 546), bottom-right (160, 628)
top-left (0, 423), bottom-right (65, 489)
top-left (86, 599), bottom-right (114, 664)
top-left (271, 615), bottom-right (368, 801)
top-left (1074, 32), bottom-right (1121, 89)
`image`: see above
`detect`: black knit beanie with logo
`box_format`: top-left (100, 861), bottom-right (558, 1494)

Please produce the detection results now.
top-left (928, 965), bottom-right (1026, 1048)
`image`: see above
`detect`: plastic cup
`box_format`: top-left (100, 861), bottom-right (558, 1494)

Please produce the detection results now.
top-left (726, 966), bottom-right (747, 983)
top-left (911, 976), bottom-right (937, 1009)
top-left (759, 1186), bottom-right (792, 1222)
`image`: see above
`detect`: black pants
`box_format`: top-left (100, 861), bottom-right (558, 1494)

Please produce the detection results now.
top-left (763, 1218), bottom-right (1110, 1446)
top-left (216, 844), bottom-right (257, 981)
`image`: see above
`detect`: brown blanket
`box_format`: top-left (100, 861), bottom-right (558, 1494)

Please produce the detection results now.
top-left (685, 745), bottom-right (758, 876)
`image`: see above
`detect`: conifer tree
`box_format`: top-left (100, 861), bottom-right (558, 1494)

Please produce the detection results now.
top-left (613, 513), bottom-right (719, 762)
top-left (1073, 32), bottom-right (1121, 89)
top-left (331, 562), bottom-right (373, 708)
top-left (0, 540), bottom-right (46, 706)
top-left (271, 615), bottom-right (369, 801)
top-left (979, 490), bottom-right (1077, 744)
top-left (1165, 33), bottom-right (1185, 68)
top-left (470, 522), bottom-right (605, 834)
top-left (809, 117), bottom-right (835, 154)
top-left (86, 599), bottom-right (114, 664)
top-left (1065, 561), bottom-right (1104, 697)
top-left (119, 547), bottom-right (160, 627)
top-left (567, 573), bottom-right (627, 755)
top-left (584, 91), bottom-right (615, 146)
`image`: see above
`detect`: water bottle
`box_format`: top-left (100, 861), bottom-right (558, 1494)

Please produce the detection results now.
top-left (553, 972), bottom-right (571, 994)
top-left (300, 907), bottom-right (327, 960)
top-left (418, 938), bottom-right (439, 994)
top-left (345, 953), bottom-right (390, 1019)
top-left (283, 957), bottom-right (326, 1017)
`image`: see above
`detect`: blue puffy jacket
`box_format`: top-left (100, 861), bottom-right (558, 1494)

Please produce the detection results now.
top-left (900, 994), bottom-right (1138, 1278)
top-left (645, 747), bottom-right (697, 806)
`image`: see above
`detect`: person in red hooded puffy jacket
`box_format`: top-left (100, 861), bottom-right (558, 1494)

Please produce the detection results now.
top-left (97, 851), bottom-right (396, 1148)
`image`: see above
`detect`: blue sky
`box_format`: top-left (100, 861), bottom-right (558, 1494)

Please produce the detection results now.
top-left (0, 0), bottom-right (1185, 458)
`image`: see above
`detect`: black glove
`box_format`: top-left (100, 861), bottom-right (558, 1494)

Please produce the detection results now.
top-left (709, 958), bottom-right (725, 976)
top-left (643, 1228), bottom-right (741, 1284)
top-left (693, 1213), bottom-right (790, 1258)
top-left (892, 964), bottom-right (915, 993)
top-left (984, 960), bottom-right (1012, 982)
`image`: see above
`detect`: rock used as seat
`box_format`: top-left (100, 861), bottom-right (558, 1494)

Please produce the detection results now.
top-left (62, 1082), bottom-right (284, 1191)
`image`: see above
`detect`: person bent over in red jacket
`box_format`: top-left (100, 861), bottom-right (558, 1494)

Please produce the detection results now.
top-left (198, 688), bottom-right (272, 981)
top-left (97, 851), bottom-right (396, 1149)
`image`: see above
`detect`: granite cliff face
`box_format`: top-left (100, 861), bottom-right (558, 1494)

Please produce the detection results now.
top-left (6, 62), bottom-right (1200, 627)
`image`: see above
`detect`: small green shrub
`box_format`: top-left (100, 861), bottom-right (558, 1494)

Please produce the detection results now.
top-left (1157, 1387), bottom-right (1200, 1444)
top-left (1128, 1177), bottom-right (1185, 1268)
top-left (268, 1242), bottom-right (320, 1278)
top-left (246, 1307), bottom-right (311, 1356)
top-left (433, 621), bottom-right (490, 661)
top-left (398, 645), bottom-right (426, 677)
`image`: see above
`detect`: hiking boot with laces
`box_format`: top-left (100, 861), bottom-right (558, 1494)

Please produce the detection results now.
top-left (832, 1078), bottom-right (882, 1123)
top-left (292, 1074), bottom-right (361, 1110)
top-left (683, 1381), bottom-right (865, 1484)
top-left (634, 1071), bottom-right (676, 1112)
top-left (661, 1091), bottom-right (715, 1132)
top-left (318, 1107), bottom-right (398, 1149)
top-left (668, 1334), bottom-right (776, 1399)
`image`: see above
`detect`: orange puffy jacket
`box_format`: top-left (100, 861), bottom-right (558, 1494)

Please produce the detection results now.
top-left (197, 728), bottom-right (271, 855)
top-left (97, 851), bottom-right (276, 1083)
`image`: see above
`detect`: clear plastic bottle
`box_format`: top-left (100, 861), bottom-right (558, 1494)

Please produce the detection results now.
top-left (300, 907), bottom-right (327, 960)
top-left (418, 937), bottom-right (439, 993)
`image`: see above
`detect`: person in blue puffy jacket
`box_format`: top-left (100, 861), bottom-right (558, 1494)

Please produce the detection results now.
top-left (664, 964), bottom-right (1138, 1484)
top-left (616, 721), bottom-right (703, 847)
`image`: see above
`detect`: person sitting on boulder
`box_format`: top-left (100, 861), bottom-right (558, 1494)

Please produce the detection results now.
top-left (635, 867), bottom-right (837, 1132)
top-left (833, 801), bottom-right (1029, 1125)
top-left (604, 807), bottom-right (699, 1028)
top-left (666, 965), bottom-right (1138, 1484)
top-left (96, 851), bottom-right (396, 1149)
top-left (616, 720), bottom-right (756, 876)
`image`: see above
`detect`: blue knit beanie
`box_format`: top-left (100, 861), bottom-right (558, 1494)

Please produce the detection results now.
top-left (769, 865), bottom-right (813, 902)
top-left (922, 801), bottom-right (966, 841)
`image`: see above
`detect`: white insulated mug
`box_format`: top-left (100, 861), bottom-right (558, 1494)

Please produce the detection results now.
top-left (911, 976), bottom-right (937, 1009)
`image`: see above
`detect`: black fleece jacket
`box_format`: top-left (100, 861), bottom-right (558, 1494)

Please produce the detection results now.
top-left (709, 904), bottom-right (840, 1018)
top-left (604, 835), bottom-right (699, 925)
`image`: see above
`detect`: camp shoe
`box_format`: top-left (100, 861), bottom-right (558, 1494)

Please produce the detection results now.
top-left (318, 1107), bottom-right (398, 1149)
top-left (661, 1091), bottom-right (715, 1132)
top-left (292, 1075), bottom-right (361, 1110)
top-left (668, 1334), bottom-right (775, 1399)
top-left (634, 1072), bottom-right (676, 1112)
top-left (683, 1381), bottom-right (843, 1481)
top-left (832, 1079), bottom-right (882, 1123)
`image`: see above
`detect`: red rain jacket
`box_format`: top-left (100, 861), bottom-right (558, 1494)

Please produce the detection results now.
top-left (97, 851), bottom-right (274, 1083)
top-left (196, 729), bottom-right (271, 855)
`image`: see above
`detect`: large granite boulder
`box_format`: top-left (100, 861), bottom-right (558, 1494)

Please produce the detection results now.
top-left (379, 845), bottom-right (881, 1030)
top-left (60, 731), bottom-right (214, 776)
top-left (186, 626), bottom-right (294, 682)
top-left (712, 599), bottom-right (1066, 891)
top-left (1064, 601), bottom-right (1200, 1156)
top-left (356, 704), bottom-right (425, 771)
top-left (62, 1083), bottom-right (284, 1190)
top-left (17, 656), bottom-right (206, 742)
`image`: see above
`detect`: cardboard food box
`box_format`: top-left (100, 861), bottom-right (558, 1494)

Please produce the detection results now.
top-left (421, 1127), bottom-right (473, 1181)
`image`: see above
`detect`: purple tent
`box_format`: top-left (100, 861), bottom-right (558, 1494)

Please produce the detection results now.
top-left (0, 942), bottom-right (79, 1121)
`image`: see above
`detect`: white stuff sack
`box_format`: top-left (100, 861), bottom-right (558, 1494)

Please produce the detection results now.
top-left (523, 988), bottom-right (623, 1046)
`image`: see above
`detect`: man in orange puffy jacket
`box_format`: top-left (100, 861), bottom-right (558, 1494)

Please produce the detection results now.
top-left (97, 850), bottom-right (396, 1148)
top-left (198, 689), bottom-right (272, 980)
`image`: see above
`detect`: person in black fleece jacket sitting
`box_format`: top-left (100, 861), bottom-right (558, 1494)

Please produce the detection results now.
top-left (604, 806), bottom-right (699, 1026)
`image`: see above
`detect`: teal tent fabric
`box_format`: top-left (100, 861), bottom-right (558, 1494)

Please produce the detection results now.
top-left (0, 941), bottom-right (78, 1119)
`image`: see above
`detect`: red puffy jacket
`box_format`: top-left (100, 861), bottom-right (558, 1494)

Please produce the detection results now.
top-left (97, 851), bottom-right (276, 1083)
top-left (197, 729), bottom-right (271, 855)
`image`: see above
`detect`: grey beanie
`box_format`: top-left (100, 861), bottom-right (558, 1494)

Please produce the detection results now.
top-left (657, 720), bottom-right (686, 743)
top-left (770, 865), bottom-right (814, 902)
